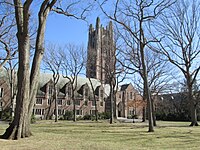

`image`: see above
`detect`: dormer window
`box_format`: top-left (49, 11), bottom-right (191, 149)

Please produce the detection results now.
top-left (36, 98), bottom-right (42, 105)
top-left (58, 99), bottom-right (62, 105)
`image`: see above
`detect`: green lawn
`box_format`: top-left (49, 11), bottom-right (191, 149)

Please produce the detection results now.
top-left (0, 120), bottom-right (200, 150)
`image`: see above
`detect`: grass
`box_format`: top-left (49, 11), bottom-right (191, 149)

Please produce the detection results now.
top-left (0, 120), bottom-right (200, 150)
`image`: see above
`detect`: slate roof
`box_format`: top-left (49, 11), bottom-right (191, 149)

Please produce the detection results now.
top-left (120, 84), bottom-right (129, 91)
top-left (0, 69), bottom-right (111, 98)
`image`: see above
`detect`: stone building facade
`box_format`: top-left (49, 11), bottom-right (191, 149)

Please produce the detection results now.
top-left (86, 17), bottom-right (115, 84)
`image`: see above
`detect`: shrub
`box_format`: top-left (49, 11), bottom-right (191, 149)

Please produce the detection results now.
top-left (83, 114), bottom-right (91, 120)
top-left (77, 116), bottom-right (83, 121)
top-left (31, 114), bottom-right (36, 124)
top-left (1, 108), bottom-right (12, 121)
top-left (98, 112), bottom-right (110, 119)
top-left (64, 111), bottom-right (73, 120)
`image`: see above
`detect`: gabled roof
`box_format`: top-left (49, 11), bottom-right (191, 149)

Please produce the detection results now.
top-left (120, 84), bottom-right (129, 91)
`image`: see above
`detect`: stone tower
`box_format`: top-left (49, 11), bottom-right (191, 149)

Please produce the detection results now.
top-left (86, 17), bottom-right (115, 84)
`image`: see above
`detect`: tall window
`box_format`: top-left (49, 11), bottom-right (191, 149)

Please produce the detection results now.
top-left (92, 100), bottom-right (95, 106)
top-left (76, 110), bottom-right (82, 115)
top-left (130, 92), bottom-right (133, 99)
top-left (127, 92), bottom-right (129, 100)
top-left (67, 100), bottom-right (71, 105)
top-left (35, 109), bottom-right (42, 115)
top-left (85, 88), bottom-right (88, 97)
top-left (90, 110), bottom-right (96, 115)
top-left (100, 89), bottom-right (104, 99)
top-left (49, 86), bottom-right (53, 96)
top-left (36, 98), bottom-right (42, 105)
top-left (68, 86), bottom-right (72, 97)
top-left (58, 109), bottom-right (62, 115)
top-left (48, 99), bottom-right (51, 105)
top-left (0, 88), bottom-right (3, 98)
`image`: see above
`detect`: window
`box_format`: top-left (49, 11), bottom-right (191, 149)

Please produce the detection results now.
top-left (75, 100), bottom-right (80, 105)
top-left (68, 86), bottom-right (72, 97)
top-left (127, 92), bottom-right (129, 100)
top-left (0, 88), bottom-right (3, 98)
top-left (76, 110), bottom-right (82, 115)
top-left (48, 99), bottom-right (51, 105)
top-left (35, 109), bottom-right (41, 115)
top-left (67, 100), bottom-right (71, 105)
top-left (49, 86), bottom-right (53, 96)
top-left (58, 109), bottom-right (62, 115)
top-left (0, 101), bottom-right (3, 107)
top-left (57, 99), bottom-right (62, 105)
top-left (90, 110), bottom-right (96, 115)
top-left (92, 100), bottom-right (95, 106)
top-left (84, 100), bottom-right (88, 106)
top-left (119, 93), bottom-right (121, 99)
top-left (100, 89), bottom-right (104, 98)
top-left (129, 110), bottom-right (134, 116)
top-left (100, 101), bottom-right (103, 106)
top-left (85, 88), bottom-right (88, 97)
top-left (130, 92), bottom-right (133, 99)
top-left (42, 109), bottom-right (44, 115)
top-left (36, 98), bottom-right (42, 105)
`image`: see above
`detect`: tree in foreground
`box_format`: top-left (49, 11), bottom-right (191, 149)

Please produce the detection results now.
top-left (155, 0), bottom-right (200, 126)
top-left (98, 0), bottom-right (175, 132)
top-left (2, 0), bottom-right (92, 140)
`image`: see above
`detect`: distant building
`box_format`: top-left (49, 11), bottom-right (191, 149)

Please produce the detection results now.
top-left (116, 84), bottom-right (144, 118)
top-left (86, 17), bottom-right (115, 84)
top-left (0, 71), bottom-right (143, 119)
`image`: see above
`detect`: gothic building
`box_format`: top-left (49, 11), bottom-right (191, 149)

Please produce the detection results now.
top-left (86, 17), bottom-right (115, 84)
top-left (0, 18), bottom-right (144, 120)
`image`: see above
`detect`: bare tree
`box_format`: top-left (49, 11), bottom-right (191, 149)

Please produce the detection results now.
top-left (98, 0), bottom-right (176, 131)
top-left (0, 2), bottom-right (17, 69)
top-left (4, 58), bottom-right (18, 120)
top-left (61, 44), bottom-right (86, 122)
top-left (2, 0), bottom-right (92, 140)
top-left (42, 43), bottom-right (63, 122)
top-left (155, 0), bottom-right (200, 126)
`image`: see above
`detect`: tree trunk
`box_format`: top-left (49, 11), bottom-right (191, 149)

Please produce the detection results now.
top-left (94, 98), bottom-right (98, 122)
top-left (54, 88), bottom-right (58, 122)
top-left (142, 106), bottom-right (146, 122)
top-left (142, 88), bottom-right (147, 122)
top-left (113, 94), bottom-right (117, 120)
top-left (2, 31), bottom-right (30, 139)
top-left (151, 98), bottom-right (156, 126)
top-left (188, 84), bottom-right (198, 126)
top-left (73, 96), bottom-right (76, 122)
top-left (109, 85), bottom-right (114, 124)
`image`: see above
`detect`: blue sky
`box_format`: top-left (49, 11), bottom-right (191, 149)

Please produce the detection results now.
top-left (45, 10), bottom-right (108, 47)
top-left (45, 14), bottom-right (89, 46)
